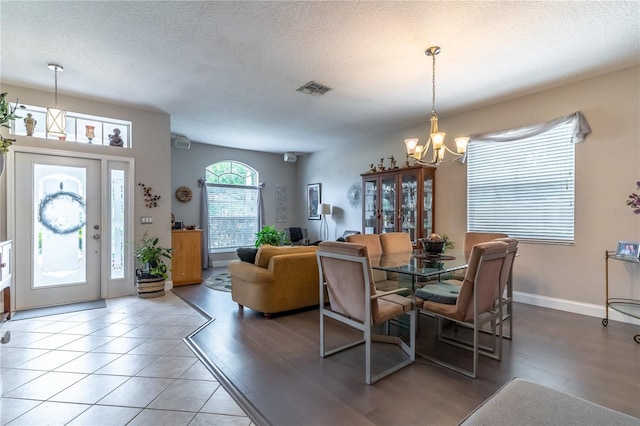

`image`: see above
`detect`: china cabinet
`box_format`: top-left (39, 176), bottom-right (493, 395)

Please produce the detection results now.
top-left (361, 165), bottom-right (436, 242)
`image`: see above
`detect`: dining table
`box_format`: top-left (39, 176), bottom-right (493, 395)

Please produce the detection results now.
top-left (370, 250), bottom-right (468, 290)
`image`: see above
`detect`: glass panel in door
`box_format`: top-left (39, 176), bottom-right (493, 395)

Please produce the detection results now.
top-left (363, 180), bottom-right (378, 234)
top-left (380, 175), bottom-right (396, 234)
top-left (400, 172), bottom-right (418, 241)
top-left (423, 175), bottom-right (434, 237)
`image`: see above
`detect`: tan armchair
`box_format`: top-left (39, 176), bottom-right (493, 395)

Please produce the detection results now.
top-left (419, 240), bottom-right (508, 378)
top-left (345, 234), bottom-right (397, 291)
top-left (379, 232), bottom-right (413, 254)
top-left (316, 241), bottom-right (416, 385)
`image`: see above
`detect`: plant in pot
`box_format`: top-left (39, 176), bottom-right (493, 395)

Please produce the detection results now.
top-left (254, 225), bottom-right (285, 247)
top-left (133, 232), bottom-right (173, 298)
top-left (0, 92), bottom-right (22, 176)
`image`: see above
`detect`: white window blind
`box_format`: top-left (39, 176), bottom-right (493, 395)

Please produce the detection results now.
top-left (467, 121), bottom-right (575, 243)
top-left (208, 184), bottom-right (258, 249)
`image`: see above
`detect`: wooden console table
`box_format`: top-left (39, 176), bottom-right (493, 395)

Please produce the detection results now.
top-left (171, 230), bottom-right (203, 286)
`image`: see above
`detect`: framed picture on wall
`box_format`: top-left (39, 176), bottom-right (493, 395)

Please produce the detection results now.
top-left (615, 241), bottom-right (640, 259)
top-left (307, 183), bottom-right (321, 220)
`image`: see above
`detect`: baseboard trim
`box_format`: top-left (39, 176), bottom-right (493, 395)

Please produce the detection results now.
top-left (513, 291), bottom-right (640, 326)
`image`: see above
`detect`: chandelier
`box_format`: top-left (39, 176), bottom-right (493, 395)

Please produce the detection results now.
top-left (405, 46), bottom-right (468, 165)
top-left (46, 64), bottom-right (67, 137)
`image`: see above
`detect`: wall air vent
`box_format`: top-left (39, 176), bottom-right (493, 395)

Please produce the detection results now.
top-left (296, 81), bottom-right (332, 96)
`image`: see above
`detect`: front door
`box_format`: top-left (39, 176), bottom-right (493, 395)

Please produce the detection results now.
top-left (14, 152), bottom-right (101, 310)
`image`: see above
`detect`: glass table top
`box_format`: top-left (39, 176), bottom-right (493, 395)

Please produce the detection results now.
top-left (371, 250), bottom-right (468, 279)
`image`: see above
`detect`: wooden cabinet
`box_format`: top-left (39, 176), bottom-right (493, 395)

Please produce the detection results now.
top-left (1, 240), bottom-right (12, 321)
top-left (361, 165), bottom-right (436, 242)
top-left (171, 230), bottom-right (203, 286)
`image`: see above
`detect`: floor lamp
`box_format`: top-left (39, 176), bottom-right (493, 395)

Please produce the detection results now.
top-left (320, 203), bottom-right (331, 241)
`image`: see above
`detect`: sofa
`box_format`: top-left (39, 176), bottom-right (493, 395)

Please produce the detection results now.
top-left (228, 244), bottom-right (320, 318)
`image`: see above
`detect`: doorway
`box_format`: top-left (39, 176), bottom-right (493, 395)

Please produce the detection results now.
top-left (11, 150), bottom-right (132, 310)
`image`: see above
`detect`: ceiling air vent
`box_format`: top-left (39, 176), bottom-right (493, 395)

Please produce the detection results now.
top-left (296, 81), bottom-right (332, 96)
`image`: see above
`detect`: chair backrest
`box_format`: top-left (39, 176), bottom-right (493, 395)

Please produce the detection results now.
top-left (317, 241), bottom-right (379, 324)
top-left (463, 232), bottom-right (508, 261)
top-left (379, 232), bottom-right (413, 254)
top-left (456, 241), bottom-right (508, 321)
top-left (345, 234), bottom-right (383, 257)
top-left (493, 237), bottom-right (518, 295)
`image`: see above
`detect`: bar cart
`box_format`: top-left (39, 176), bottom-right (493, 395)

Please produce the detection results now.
top-left (602, 250), bottom-right (640, 344)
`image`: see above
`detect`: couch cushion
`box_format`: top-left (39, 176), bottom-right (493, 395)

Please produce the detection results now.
top-left (236, 247), bottom-right (258, 263)
top-left (255, 244), bottom-right (318, 268)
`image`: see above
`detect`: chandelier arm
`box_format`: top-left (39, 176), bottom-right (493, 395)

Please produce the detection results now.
top-left (417, 139), bottom-right (432, 161)
top-left (442, 144), bottom-right (463, 156)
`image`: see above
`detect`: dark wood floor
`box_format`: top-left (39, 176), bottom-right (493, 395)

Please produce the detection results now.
top-left (173, 271), bottom-right (640, 426)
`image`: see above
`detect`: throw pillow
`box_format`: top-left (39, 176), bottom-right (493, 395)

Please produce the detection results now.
top-left (236, 247), bottom-right (258, 263)
top-left (289, 227), bottom-right (303, 243)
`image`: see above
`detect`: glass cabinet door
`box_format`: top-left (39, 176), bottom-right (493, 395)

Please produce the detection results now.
top-left (380, 175), bottom-right (396, 234)
top-left (363, 180), bottom-right (378, 234)
top-left (399, 171), bottom-right (419, 241)
top-left (422, 172), bottom-right (434, 237)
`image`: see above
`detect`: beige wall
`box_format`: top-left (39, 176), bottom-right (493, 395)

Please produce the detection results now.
top-left (0, 84), bottom-right (171, 296)
top-left (302, 66), bottom-right (640, 317)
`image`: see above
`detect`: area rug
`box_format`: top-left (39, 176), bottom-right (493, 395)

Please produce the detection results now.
top-left (460, 377), bottom-right (639, 425)
top-left (204, 273), bottom-right (232, 292)
top-left (11, 299), bottom-right (107, 321)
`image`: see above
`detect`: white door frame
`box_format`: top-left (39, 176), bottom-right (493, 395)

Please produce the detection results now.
top-left (6, 146), bottom-right (135, 307)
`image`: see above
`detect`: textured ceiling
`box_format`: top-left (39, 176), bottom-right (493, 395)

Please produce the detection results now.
top-left (1, 1), bottom-right (639, 155)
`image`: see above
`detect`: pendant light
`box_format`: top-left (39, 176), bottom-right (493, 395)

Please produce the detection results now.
top-left (46, 64), bottom-right (66, 137)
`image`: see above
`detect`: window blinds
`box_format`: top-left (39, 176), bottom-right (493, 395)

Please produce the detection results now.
top-left (467, 121), bottom-right (575, 243)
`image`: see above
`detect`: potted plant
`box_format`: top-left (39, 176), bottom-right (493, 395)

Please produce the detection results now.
top-left (133, 232), bottom-right (173, 298)
top-left (0, 92), bottom-right (21, 175)
top-left (254, 225), bottom-right (285, 247)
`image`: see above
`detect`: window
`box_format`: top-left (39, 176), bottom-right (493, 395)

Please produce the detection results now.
top-left (11, 105), bottom-right (131, 147)
top-left (206, 161), bottom-right (259, 249)
top-left (467, 119), bottom-right (578, 243)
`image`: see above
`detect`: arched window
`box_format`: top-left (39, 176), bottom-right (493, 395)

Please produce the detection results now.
top-left (205, 161), bottom-right (259, 249)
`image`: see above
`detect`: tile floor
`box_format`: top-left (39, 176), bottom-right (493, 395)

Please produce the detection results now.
top-left (1, 291), bottom-right (253, 425)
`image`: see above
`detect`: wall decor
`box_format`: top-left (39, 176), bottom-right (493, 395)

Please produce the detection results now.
top-left (307, 183), bottom-right (321, 220)
top-left (175, 185), bottom-right (192, 203)
top-left (138, 182), bottom-right (161, 208)
top-left (276, 185), bottom-right (287, 223)
top-left (615, 241), bottom-right (640, 259)
top-left (347, 182), bottom-right (362, 208)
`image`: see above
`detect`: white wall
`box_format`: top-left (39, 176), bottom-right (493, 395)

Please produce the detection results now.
top-left (0, 84), bottom-right (171, 296)
top-left (302, 66), bottom-right (640, 315)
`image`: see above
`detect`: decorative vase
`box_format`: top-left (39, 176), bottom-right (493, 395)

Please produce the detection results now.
top-left (135, 270), bottom-right (165, 298)
top-left (85, 125), bottom-right (95, 144)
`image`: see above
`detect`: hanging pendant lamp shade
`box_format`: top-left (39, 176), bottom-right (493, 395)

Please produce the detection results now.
top-left (46, 64), bottom-right (67, 137)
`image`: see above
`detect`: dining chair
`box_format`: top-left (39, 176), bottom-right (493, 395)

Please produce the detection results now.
top-left (419, 240), bottom-right (508, 378)
top-left (379, 232), bottom-right (413, 254)
top-left (316, 241), bottom-right (416, 385)
top-left (346, 234), bottom-right (397, 291)
top-left (493, 237), bottom-right (518, 339)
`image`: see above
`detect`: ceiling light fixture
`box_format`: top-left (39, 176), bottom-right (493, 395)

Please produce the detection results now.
top-left (405, 46), bottom-right (468, 165)
top-left (46, 63), bottom-right (66, 137)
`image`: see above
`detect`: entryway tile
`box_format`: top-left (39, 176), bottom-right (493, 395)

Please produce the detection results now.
top-left (18, 350), bottom-right (84, 371)
top-left (55, 351), bottom-right (122, 374)
top-left (189, 412), bottom-right (252, 426)
top-left (127, 408), bottom-right (196, 426)
top-left (49, 374), bottom-right (129, 404)
top-left (91, 336), bottom-right (148, 354)
top-left (66, 405), bottom-right (141, 425)
top-left (93, 353), bottom-right (159, 376)
top-left (0, 398), bottom-right (41, 425)
top-left (6, 401), bottom-right (90, 426)
top-left (201, 386), bottom-right (248, 416)
top-left (98, 376), bottom-right (174, 408)
top-left (135, 356), bottom-right (196, 378)
top-left (148, 379), bottom-right (219, 412)
top-left (3, 371), bottom-right (86, 400)
top-left (179, 361), bottom-right (217, 381)
top-left (1, 368), bottom-right (47, 394)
